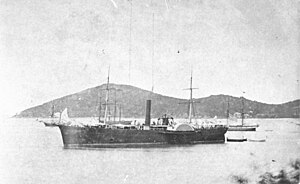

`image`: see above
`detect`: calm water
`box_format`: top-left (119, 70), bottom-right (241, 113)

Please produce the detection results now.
top-left (0, 118), bottom-right (299, 184)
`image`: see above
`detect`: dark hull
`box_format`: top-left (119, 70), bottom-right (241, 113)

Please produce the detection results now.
top-left (228, 126), bottom-right (256, 131)
top-left (58, 125), bottom-right (228, 148)
top-left (248, 139), bottom-right (266, 142)
top-left (227, 138), bottom-right (247, 142)
top-left (44, 122), bottom-right (57, 127)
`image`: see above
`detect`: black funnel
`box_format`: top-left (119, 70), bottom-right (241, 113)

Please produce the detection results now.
top-left (145, 100), bottom-right (151, 126)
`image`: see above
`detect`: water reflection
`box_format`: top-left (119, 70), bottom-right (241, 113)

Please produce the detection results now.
top-left (0, 118), bottom-right (299, 184)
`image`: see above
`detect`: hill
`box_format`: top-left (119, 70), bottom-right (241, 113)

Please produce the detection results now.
top-left (16, 84), bottom-right (300, 118)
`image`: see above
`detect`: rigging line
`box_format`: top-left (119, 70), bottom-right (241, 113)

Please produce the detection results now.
top-left (189, 70), bottom-right (193, 123)
top-left (108, 0), bottom-right (118, 8)
top-left (192, 100), bottom-right (196, 117)
top-left (226, 97), bottom-right (230, 125)
top-left (114, 89), bottom-right (117, 122)
top-left (128, 0), bottom-right (132, 84)
top-left (164, 0), bottom-right (169, 10)
top-left (241, 92), bottom-right (245, 125)
top-left (151, 13), bottom-right (154, 93)
top-left (98, 93), bottom-right (102, 122)
top-left (118, 90), bottom-right (123, 122)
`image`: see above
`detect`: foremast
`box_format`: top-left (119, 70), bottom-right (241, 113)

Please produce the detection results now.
top-left (241, 95), bottom-right (245, 126)
top-left (188, 72), bottom-right (193, 123)
top-left (103, 67), bottom-right (110, 125)
top-left (226, 97), bottom-right (230, 125)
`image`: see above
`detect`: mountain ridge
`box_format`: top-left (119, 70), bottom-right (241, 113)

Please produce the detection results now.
top-left (16, 84), bottom-right (300, 118)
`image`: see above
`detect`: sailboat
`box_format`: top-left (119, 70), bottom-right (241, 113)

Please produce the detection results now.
top-left (97, 71), bottom-right (132, 126)
top-left (227, 96), bottom-right (259, 131)
top-left (37, 104), bottom-right (60, 127)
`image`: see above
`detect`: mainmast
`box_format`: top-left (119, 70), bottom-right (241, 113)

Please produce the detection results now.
top-left (104, 67), bottom-right (110, 124)
top-left (241, 96), bottom-right (244, 126)
top-left (188, 72), bottom-right (193, 123)
top-left (184, 70), bottom-right (198, 124)
top-left (240, 91), bottom-right (245, 126)
top-left (50, 104), bottom-right (55, 118)
top-left (118, 90), bottom-right (123, 122)
top-left (128, 0), bottom-right (132, 84)
top-left (119, 104), bottom-right (122, 122)
top-left (226, 97), bottom-right (230, 125)
top-left (113, 89), bottom-right (117, 122)
top-left (98, 95), bottom-right (102, 123)
top-left (151, 13), bottom-right (155, 93)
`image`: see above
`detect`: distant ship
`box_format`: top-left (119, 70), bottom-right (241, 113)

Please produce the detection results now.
top-left (57, 72), bottom-right (228, 148)
top-left (227, 97), bottom-right (259, 131)
top-left (37, 104), bottom-right (60, 127)
top-left (228, 124), bottom-right (258, 131)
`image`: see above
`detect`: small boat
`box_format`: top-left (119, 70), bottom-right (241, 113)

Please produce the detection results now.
top-left (248, 136), bottom-right (267, 142)
top-left (37, 105), bottom-right (60, 127)
top-left (43, 121), bottom-right (58, 127)
top-left (37, 118), bottom-right (59, 127)
top-left (265, 129), bottom-right (273, 132)
top-left (248, 139), bottom-right (266, 142)
top-left (227, 136), bottom-right (247, 142)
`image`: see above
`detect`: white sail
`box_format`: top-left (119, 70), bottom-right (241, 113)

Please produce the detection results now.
top-left (59, 108), bottom-right (83, 127)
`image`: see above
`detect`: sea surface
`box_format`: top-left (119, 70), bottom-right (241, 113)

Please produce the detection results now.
top-left (0, 118), bottom-right (299, 184)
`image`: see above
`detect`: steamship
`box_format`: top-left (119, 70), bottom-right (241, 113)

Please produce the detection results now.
top-left (57, 72), bottom-right (228, 148)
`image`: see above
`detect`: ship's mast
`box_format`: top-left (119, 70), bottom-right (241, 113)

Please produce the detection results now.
top-left (151, 13), bottom-right (155, 93)
top-left (98, 94), bottom-right (102, 123)
top-left (114, 89), bottom-right (117, 122)
top-left (241, 96), bottom-right (244, 126)
top-left (226, 97), bottom-right (230, 125)
top-left (128, 0), bottom-right (132, 84)
top-left (188, 72), bottom-right (193, 123)
top-left (119, 104), bottom-right (122, 122)
top-left (104, 67), bottom-right (110, 124)
top-left (50, 104), bottom-right (55, 118)
top-left (118, 90), bottom-right (123, 122)
top-left (182, 69), bottom-right (198, 124)
top-left (185, 69), bottom-right (198, 124)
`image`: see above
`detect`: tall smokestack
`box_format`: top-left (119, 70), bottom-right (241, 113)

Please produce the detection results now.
top-left (145, 100), bottom-right (151, 127)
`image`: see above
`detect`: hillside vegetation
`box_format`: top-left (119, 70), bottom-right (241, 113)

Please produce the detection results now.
top-left (16, 84), bottom-right (300, 118)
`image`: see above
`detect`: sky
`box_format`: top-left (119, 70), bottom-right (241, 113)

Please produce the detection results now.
top-left (0, 0), bottom-right (299, 117)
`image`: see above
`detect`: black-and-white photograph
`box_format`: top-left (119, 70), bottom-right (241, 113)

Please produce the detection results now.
top-left (0, 0), bottom-right (299, 183)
